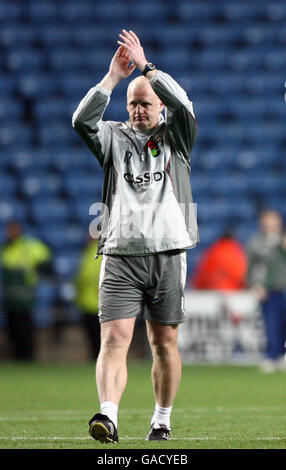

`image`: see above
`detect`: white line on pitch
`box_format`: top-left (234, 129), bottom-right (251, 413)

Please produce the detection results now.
top-left (1, 414), bottom-right (286, 422)
top-left (0, 436), bottom-right (284, 441)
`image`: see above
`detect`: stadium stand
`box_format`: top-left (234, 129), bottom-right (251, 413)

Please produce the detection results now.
top-left (0, 0), bottom-right (285, 326)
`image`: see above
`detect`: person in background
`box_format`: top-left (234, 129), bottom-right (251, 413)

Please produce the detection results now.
top-left (254, 231), bottom-right (286, 372)
top-left (247, 209), bottom-right (283, 289)
top-left (74, 236), bottom-right (102, 360)
top-left (0, 221), bottom-right (52, 360)
top-left (246, 209), bottom-right (284, 372)
top-left (190, 230), bottom-right (248, 291)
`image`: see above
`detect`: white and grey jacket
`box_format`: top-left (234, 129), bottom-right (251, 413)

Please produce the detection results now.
top-left (72, 70), bottom-right (198, 256)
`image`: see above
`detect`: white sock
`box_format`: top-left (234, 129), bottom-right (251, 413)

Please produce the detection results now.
top-left (100, 401), bottom-right (118, 428)
top-left (151, 403), bottom-right (173, 429)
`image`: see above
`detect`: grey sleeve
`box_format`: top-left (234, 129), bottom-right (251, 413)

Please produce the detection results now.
top-left (149, 71), bottom-right (197, 160)
top-left (72, 85), bottom-right (113, 167)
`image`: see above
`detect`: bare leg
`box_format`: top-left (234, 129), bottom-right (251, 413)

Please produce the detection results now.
top-left (96, 318), bottom-right (136, 405)
top-left (146, 320), bottom-right (181, 407)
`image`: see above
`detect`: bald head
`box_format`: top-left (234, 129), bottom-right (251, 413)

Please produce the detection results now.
top-left (127, 76), bottom-right (153, 97)
top-left (126, 77), bottom-right (164, 131)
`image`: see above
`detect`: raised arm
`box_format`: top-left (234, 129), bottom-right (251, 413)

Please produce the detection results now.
top-left (118, 30), bottom-right (197, 160)
top-left (72, 46), bottom-right (135, 166)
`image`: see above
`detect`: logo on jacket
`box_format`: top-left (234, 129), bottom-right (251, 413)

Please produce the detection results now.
top-left (147, 137), bottom-right (162, 157)
top-left (124, 171), bottom-right (165, 186)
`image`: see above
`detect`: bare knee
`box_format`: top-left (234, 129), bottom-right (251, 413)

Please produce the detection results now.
top-left (148, 325), bottom-right (179, 358)
top-left (100, 319), bottom-right (134, 352)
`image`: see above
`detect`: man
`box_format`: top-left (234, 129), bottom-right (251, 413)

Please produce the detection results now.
top-left (1, 221), bottom-right (52, 360)
top-left (247, 209), bottom-right (284, 372)
top-left (247, 209), bottom-right (283, 289)
top-left (72, 30), bottom-right (198, 442)
top-left (260, 230), bottom-right (286, 371)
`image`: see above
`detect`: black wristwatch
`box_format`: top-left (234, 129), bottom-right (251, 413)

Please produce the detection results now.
top-left (142, 63), bottom-right (156, 76)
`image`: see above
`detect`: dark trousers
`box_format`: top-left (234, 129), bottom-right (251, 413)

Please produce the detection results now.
top-left (81, 312), bottom-right (101, 360)
top-left (5, 308), bottom-right (35, 360)
top-left (262, 291), bottom-right (286, 360)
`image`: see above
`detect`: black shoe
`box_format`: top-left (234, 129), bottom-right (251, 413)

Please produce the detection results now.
top-left (89, 413), bottom-right (118, 443)
top-left (145, 423), bottom-right (171, 441)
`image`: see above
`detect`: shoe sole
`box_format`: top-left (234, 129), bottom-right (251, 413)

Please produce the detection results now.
top-left (146, 437), bottom-right (170, 441)
top-left (145, 435), bottom-right (170, 441)
top-left (89, 422), bottom-right (115, 443)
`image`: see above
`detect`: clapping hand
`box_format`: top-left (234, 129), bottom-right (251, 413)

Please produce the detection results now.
top-left (109, 45), bottom-right (136, 81)
top-left (117, 30), bottom-right (148, 72)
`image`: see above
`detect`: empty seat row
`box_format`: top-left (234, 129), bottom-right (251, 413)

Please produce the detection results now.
top-left (5, 47), bottom-right (286, 73)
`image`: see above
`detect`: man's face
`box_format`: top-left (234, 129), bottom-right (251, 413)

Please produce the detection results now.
top-left (127, 83), bottom-right (164, 131)
top-left (260, 211), bottom-right (283, 235)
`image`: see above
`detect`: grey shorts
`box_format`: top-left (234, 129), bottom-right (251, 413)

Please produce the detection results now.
top-left (98, 250), bottom-right (187, 324)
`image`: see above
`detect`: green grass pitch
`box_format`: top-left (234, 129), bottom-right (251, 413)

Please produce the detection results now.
top-left (0, 360), bottom-right (286, 449)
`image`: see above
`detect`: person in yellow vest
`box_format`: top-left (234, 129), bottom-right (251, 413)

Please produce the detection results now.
top-left (1, 221), bottom-right (52, 360)
top-left (74, 236), bottom-right (102, 360)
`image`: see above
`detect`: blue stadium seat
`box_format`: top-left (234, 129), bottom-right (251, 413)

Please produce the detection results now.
top-left (53, 250), bottom-right (81, 278)
top-left (264, 51), bottom-right (286, 71)
top-left (58, 2), bottom-right (95, 22)
top-left (37, 224), bottom-right (86, 250)
top-left (247, 173), bottom-right (285, 196)
top-left (235, 149), bottom-right (278, 171)
top-left (0, 198), bottom-right (27, 223)
top-left (129, 2), bottom-right (170, 22)
top-left (76, 3), bottom-right (128, 22)
top-left (50, 150), bottom-right (94, 172)
top-left (72, 197), bottom-right (101, 224)
top-left (0, 125), bottom-right (32, 148)
top-left (176, 3), bottom-right (221, 21)
top-left (197, 199), bottom-right (254, 224)
top-left (265, 4), bottom-right (286, 23)
top-left (0, 75), bottom-right (17, 96)
top-left (21, 173), bottom-right (62, 199)
top-left (48, 50), bottom-right (83, 71)
top-left (36, 282), bottom-right (57, 306)
top-left (223, 3), bottom-right (264, 20)
top-left (58, 74), bottom-right (95, 97)
top-left (207, 75), bottom-right (246, 96)
top-left (49, 50), bottom-right (111, 72)
top-left (74, 26), bottom-right (112, 47)
top-left (0, 25), bottom-right (36, 47)
top-left (30, 198), bottom-right (71, 224)
top-left (0, 99), bottom-right (23, 123)
top-left (245, 73), bottom-right (281, 94)
top-left (190, 174), bottom-right (211, 196)
top-left (37, 123), bottom-right (76, 146)
top-left (209, 174), bottom-right (251, 196)
top-left (6, 149), bottom-right (53, 172)
top-left (39, 25), bottom-right (72, 47)
top-left (158, 50), bottom-right (192, 73)
top-left (26, 2), bottom-right (59, 22)
top-left (197, 151), bottom-right (237, 172)
top-left (0, 173), bottom-right (17, 196)
top-left (7, 49), bottom-right (45, 72)
top-left (34, 99), bottom-right (71, 122)
top-left (64, 172), bottom-right (102, 198)
top-left (18, 74), bottom-right (59, 98)
top-left (0, 2), bottom-right (23, 22)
